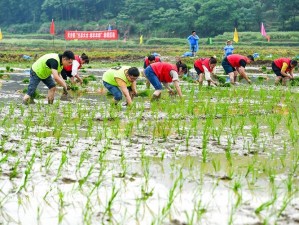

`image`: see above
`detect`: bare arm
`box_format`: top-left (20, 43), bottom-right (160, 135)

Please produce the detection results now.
top-left (74, 74), bottom-right (83, 84)
top-left (119, 85), bottom-right (133, 105)
top-left (131, 81), bottom-right (137, 95)
top-left (162, 82), bottom-right (172, 91)
top-left (237, 67), bottom-right (251, 83)
top-left (52, 69), bottom-right (68, 90)
top-left (173, 80), bottom-right (182, 97)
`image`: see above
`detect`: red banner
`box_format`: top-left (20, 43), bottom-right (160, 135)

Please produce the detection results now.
top-left (50, 19), bottom-right (55, 35)
top-left (64, 30), bottom-right (118, 40)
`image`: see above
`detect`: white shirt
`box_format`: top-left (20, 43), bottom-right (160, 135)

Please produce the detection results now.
top-left (203, 65), bottom-right (216, 80)
top-left (71, 60), bottom-right (80, 76)
top-left (170, 70), bottom-right (179, 81)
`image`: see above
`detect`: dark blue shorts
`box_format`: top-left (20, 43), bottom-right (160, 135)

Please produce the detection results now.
top-left (194, 66), bottom-right (203, 75)
top-left (27, 69), bottom-right (56, 97)
top-left (272, 62), bottom-right (284, 76)
top-left (222, 57), bottom-right (236, 74)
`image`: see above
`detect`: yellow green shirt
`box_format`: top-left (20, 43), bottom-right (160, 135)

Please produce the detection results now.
top-left (32, 53), bottom-right (62, 79)
top-left (102, 66), bottom-right (132, 87)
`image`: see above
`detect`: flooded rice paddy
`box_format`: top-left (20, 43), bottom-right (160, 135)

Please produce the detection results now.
top-left (0, 67), bottom-right (299, 225)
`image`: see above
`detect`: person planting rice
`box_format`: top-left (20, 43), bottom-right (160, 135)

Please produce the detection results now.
top-left (144, 61), bottom-right (187, 100)
top-left (272, 58), bottom-right (297, 86)
top-left (143, 55), bottom-right (162, 88)
top-left (23, 50), bottom-right (75, 105)
top-left (102, 66), bottom-right (140, 106)
top-left (221, 54), bottom-right (254, 85)
top-left (61, 53), bottom-right (89, 85)
top-left (194, 56), bottom-right (218, 86)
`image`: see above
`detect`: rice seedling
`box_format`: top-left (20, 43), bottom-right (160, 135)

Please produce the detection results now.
top-left (78, 164), bottom-right (94, 188)
top-left (44, 153), bottom-right (54, 173)
top-left (119, 148), bottom-right (127, 178)
top-left (9, 158), bottom-right (20, 180)
top-left (254, 191), bottom-right (277, 214)
top-left (58, 190), bottom-right (66, 224)
top-left (83, 198), bottom-right (93, 225)
top-left (156, 168), bottom-right (183, 224)
top-left (18, 153), bottom-right (35, 192)
top-left (55, 151), bottom-right (68, 181)
top-left (103, 184), bottom-right (119, 221)
top-left (225, 138), bottom-right (233, 166)
top-left (76, 150), bottom-right (90, 173)
top-left (211, 158), bottom-right (221, 172)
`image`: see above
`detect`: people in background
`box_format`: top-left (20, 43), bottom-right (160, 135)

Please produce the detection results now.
top-left (223, 40), bottom-right (234, 57)
top-left (187, 31), bottom-right (199, 57)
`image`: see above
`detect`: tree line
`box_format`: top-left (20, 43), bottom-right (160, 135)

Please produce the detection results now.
top-left (0, 0), bottom-right (298, 38)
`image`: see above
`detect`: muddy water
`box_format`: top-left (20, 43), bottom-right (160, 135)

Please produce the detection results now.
top-left (0, 69), bottom-right (299, 225)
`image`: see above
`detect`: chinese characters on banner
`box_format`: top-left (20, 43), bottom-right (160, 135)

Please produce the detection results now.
top-left (64, 30), bottom-right (118, 40)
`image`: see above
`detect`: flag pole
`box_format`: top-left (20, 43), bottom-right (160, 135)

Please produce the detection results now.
top-left (50, 19), bottom-right (55, 47)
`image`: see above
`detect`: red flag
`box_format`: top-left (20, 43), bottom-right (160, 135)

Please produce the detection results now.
top-left (50, 19), bottom-right (55, 35)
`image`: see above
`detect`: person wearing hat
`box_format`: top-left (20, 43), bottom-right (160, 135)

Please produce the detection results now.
top-left (272, 58), bottom-right (297, 86)
top-left (144, 61), bottom-right (187, 100)
top-left (61, 53), bottom-right (89, 85)
top-left (221, 54), bottom-right (254, 85)
top-left (223, 40), bottom-right (234, 57)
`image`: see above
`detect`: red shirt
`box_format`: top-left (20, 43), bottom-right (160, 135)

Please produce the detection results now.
top-left (274, 58), bottom-right (292, 72)
top-left (150, 62), bottom-right (177, 83)
top-left (63, 55), bottom-right (82, 71)
top-left (144, 57), bottom-right (161, 67)
top-left (227, 54), bottom-right (248, 67)
top-left (194, 58), bottom-right (213, 72)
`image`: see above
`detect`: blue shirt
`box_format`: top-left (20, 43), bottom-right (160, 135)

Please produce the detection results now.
top-left (224, 45), bottom-right (234, 56)
top-left (187, 35), bottom-right (199, 46)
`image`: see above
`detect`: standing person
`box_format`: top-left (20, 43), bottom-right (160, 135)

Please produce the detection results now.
top-left (143, 55), bottom-right (162, 88)
top-left (223, 40), bottom-right (234, 57)
top-left (272, 58), bottom-right (297, 86)
top-left (194, 57), bottom-right (218, 86)
top-left (221, 54), bottom-right (254, 85)
top-left (187, 31), bottom-right (199, 57)
top-left (144, 61), bottom-right (188, 100)
top-left (61, 53), bottom-right (89, 85)
top-left (102, 66), bottom-right (140, 106)
top-left (23, 50), bottom-right (75, 105)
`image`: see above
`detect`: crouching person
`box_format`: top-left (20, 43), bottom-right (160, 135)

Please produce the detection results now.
top-left (102, 66), bottom-right (140, 106)
top-left (194, 56), bottom-right (218, 86)
top-left (23, 50), bottom-right (75, 104)
top-left (272, 58), bottom-right (297, 86)
top-left (144, 61), bottom-right (187, 100)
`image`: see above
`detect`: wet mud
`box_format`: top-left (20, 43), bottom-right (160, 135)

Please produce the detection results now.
top-left (0, 68), bottom-right (298, 224)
